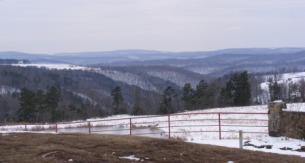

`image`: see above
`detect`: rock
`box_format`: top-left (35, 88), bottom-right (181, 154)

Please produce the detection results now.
top-left (269, 131), bottom-right (280, 137)
top-left (280, 147), bottom-right (292, 150)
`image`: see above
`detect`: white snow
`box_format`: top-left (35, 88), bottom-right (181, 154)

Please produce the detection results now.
top-left (119, 155), bottom-right (141, 161)
top-left (259, 72), bottom-right (305, 104)
top-left (11, 63), bottom-right (90, 71)
top-left (285, 103), bottom-right (305, 112)
top-left (0, 85), bottom-right (20, 95)
top-left (1, 104), bottom-right (305, 157)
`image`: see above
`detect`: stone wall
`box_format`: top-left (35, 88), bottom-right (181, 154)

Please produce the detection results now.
top-left (279, 112), bottom-right (305, 139)
top-left (268, 101), bottom-right (305, 139)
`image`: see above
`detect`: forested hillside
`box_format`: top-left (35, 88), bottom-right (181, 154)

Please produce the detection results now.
top-left (0, 64), bottom-right (261, 123)
top-left (0, 64), bottom-right (212, 122)
top-left (2, 60), bottom-right (305, 123)
top-left (0, 65), bottom-right (168, 122)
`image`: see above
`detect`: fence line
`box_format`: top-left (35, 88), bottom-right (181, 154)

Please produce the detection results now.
top-left (0, 112), bottom-right (268, 140)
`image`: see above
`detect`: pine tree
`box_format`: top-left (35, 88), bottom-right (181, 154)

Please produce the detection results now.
top-left (45, 86), bottom-right (60, 122)
top-left (269, 79), bottom-right (281, 101)
top-left (132, 88), bottom-right (142, 115)
top-left (181, 83), bottom-right (195, 110)
top-left (111, 86), bottom-right (124, 115)
top-left (17, 88), bottom-right (37, 122)
top-left (159, 86), bottom-right (177, 114)
top-left (194, 80), bottom-right (208, 108)
top-left (233, 71), bottom-right (251, 106)
top-left (220, 80), bottom-right (234, 106)
top-left (220, 71), bottom-right (251, 106)
top-left (35, 89), bottom-right (46, 122)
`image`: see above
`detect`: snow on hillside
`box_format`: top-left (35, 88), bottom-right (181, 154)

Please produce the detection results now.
top-left (146, 71), bottom-right (198, 87)
top-left (95, 69), bottom-right (158, 92)
top-left (2, 104), bottom-right (305, 157)
top-left (10, 63), bottom-right (160, 92)
top-left (261, 72), bottom-right (305, 91)
top-left (259, 72), bottom-right (305, 104)
top-left (11, 63), bottom-right (90, 70)
top-left (64, 89), bottom-right (98, 106)
top-left (0, 85), bottom-right (20, 95)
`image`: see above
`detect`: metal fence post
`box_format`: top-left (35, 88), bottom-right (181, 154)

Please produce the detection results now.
top-left (55, 123), bottom-right (58, 133)
top-left (239, 130), bottom-right (243, 149)
top-left (25, 124), bottom-right (27, 131)
top-left (88, 122), bottom-right (91, 134)
top-left (129, 118), bottom-right (132, 136)
top-left (168, 115), bottom-right (171, 138)
top-left (218, 113), bottom-right (221, 140)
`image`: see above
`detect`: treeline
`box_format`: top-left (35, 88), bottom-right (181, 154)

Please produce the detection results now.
top-left (0, 68), bottom-right (254, 123)
top-left (112, 71), bottom-right (252, 115)
top-left (5, 63), bottom-right (302, 123)
top-left (158, 71), bottom-right (251, 114)
top-left (268, 76), bottom-right (305, 103)
top-left (18, 87), bottom-right (60, 123)
top-left (0, 59), bottom-right (30, 64)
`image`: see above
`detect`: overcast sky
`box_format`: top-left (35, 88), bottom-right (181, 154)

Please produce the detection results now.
top-left (0, 0), bottom-right (304, 54)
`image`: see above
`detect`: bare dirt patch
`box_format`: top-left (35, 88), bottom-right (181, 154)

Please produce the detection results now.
top-left (1, 133), bottom-right (305, 163)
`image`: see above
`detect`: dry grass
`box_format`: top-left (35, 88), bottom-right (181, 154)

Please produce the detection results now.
top-left (0, 133), bottom-right (305, 163)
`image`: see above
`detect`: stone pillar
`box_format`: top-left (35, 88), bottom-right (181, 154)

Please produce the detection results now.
top-left (268, 101), bottom-right (286, 137)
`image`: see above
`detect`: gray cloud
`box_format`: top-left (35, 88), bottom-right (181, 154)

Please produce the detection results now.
top-left (0, 0), bottom-right (304, 53)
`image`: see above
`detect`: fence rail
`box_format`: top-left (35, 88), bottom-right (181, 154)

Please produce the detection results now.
top-left (0, 112), bottom-right (268, 140)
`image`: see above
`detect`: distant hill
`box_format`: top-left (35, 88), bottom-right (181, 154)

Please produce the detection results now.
top-left (1, 48), bottom-right (305, 76)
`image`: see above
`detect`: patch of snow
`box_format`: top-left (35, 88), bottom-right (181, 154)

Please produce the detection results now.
top-left (95, 69), bottom-right (158, 92)
top-left (146, 71), bottom-right (198, 87)
top-left (66, 89), bottom-right (98, 106)
top-left (0, 85), bottom-right (20, 95)
top-left (273, 100), bottom-right (284, 103)
top-left (285, 103), bottom-right (305, 112)
top-left (11, 63), bottom-right (90, 71)
top-left (119, 155), bottom-right (141, 161)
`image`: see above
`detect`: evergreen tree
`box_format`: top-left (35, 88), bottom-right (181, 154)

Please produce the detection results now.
top-left (233, 71), bottom-right (251, 106)
top-left (35, 89), bottom-right (46, 122)
top-left (298, 79), bottom-right (305, 102)
top-left (220, 71), bottom-right (251, 106)
top-left (132, 88), bottom-right (143, 115)
top-left (287, 78), bottom-right (298, 102)
top-left (181, 83), bottom-right (195, 110)
top-left (269, 78), bottom-right (281, 101)
top-left (17, 88), bottom-right (37, 122)
top-left (220, 80), bottom-right (234, 106)
top-left (159, 86), bottom-right (177, 114)
top-left (111, 86), bottom-right (124, 115)
top-left (193, 80), bottom-right (208, 108)
top-left (45, 86), bottom-right (60, 122)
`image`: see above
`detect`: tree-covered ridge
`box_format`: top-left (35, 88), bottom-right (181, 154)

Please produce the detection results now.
top-left (2, 63), bottom-right (305, 123)
top-left (17, 87), bottom-right (60, 123)
top-left (0, 59), bottom-right (30, 64)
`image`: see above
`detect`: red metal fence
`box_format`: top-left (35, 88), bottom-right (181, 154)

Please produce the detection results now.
top-left (0, 112), bottom-right (268, 140)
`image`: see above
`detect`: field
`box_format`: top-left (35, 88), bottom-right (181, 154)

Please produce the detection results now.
top-left (2, 104), bottom-right (305, 158)
top-left (1, 133), bottom-right (305, 163)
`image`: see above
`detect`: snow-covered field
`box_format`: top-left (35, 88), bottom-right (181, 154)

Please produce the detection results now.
top-left (1, 104), bottom-right (305, 157)
top-left (11, 63), bottom-right (90, 71)
top-left (260, 72), bottom-right (305, 92)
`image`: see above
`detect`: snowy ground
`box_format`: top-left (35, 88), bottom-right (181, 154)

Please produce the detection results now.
top-left (1, 104), bottom-right (305, 157)
top-left (11, 63), bottom-right (91, 71)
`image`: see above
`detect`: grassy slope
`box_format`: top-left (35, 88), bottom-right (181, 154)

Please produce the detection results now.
top-left (1, 133), bottom-right (305, 163)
